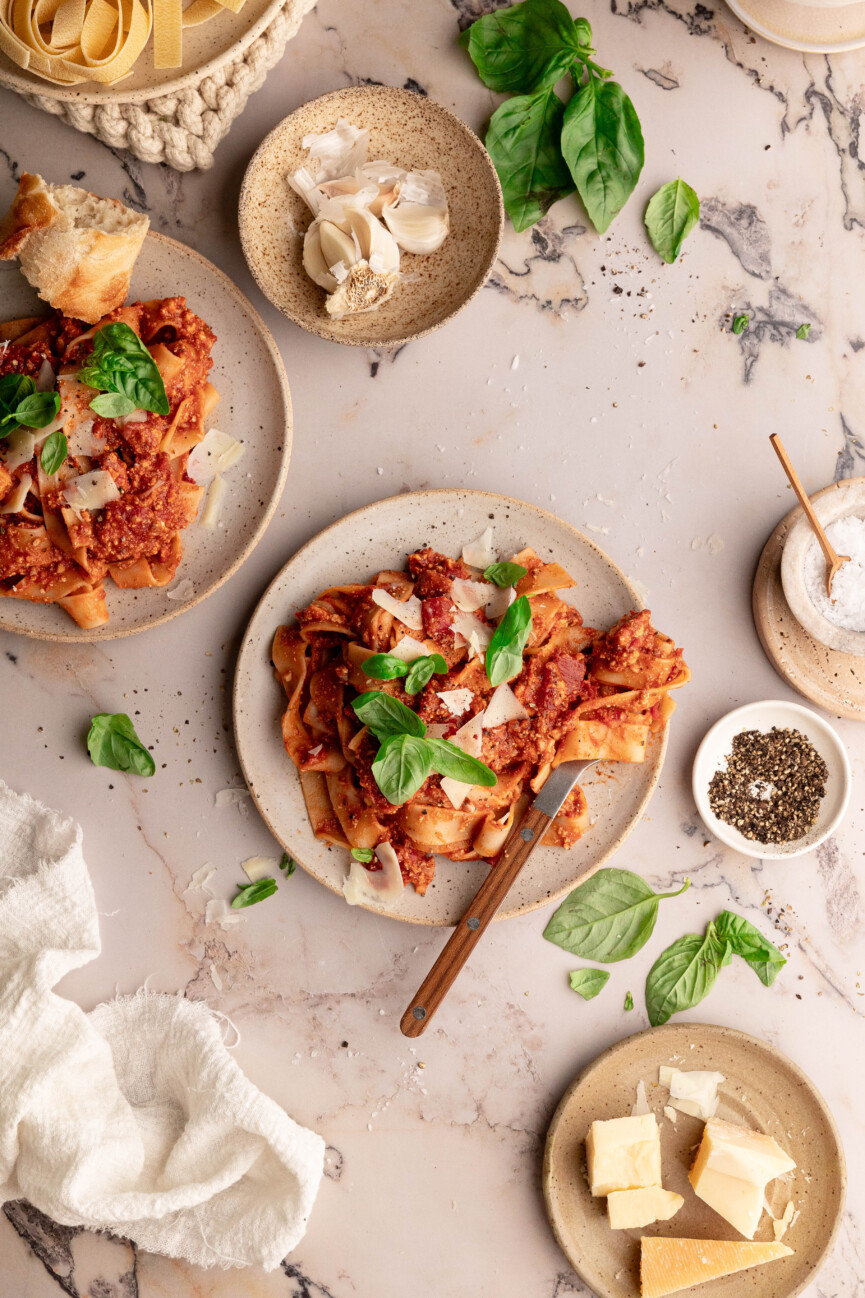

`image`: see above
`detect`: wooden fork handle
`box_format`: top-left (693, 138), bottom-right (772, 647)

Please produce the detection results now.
top-left (769, 434), bottom-right (840, 567)
top-left (399, 805), bottom-right (552, 1038)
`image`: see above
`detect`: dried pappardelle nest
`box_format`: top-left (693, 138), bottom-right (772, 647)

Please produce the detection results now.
top-left (271, 536), bottom-right (690, 907)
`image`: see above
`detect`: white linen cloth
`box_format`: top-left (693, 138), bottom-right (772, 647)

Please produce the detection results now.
top-left (0, 780), bottom-right (325, 1269)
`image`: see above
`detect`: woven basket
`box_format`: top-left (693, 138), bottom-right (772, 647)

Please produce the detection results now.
top-left (11, 0), bottom-right (317, 171)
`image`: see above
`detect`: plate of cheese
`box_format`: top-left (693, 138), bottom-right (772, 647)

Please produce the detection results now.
top-left (543, 1022), bottom-right (844, 1298)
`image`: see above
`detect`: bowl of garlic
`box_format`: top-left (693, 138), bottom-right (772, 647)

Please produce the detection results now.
top-left (239, 85), bottom-right (503, 347)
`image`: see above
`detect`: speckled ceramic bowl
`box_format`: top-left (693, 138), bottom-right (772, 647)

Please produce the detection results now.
top-left (544, 1023), bottom-right (845, 1298)
top-left (233, 489), bottom-right (669, 927)
top-left (780, 479), bottom-right (865, 656)
top-left (0, 233), bottom-right (292, 641)
top-left (238, 85), bottom-right (504, 348)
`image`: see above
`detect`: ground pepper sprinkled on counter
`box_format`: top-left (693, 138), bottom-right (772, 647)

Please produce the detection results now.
top-left (708, 727), bottom-right (828, 843)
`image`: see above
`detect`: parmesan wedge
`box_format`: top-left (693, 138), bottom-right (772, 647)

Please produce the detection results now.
top-left (436, 688), bottom-right (474, 717)
top-left (462, 526), bottom-right (496, 569)
top-left (343, 841), bottom-right (404, 906)
top-left (640, 1237), bottom-right (793, 1298)
top-left (482, 682), bottom-right (529, 728)
top-left (62, 470), bottom-right (120, 513)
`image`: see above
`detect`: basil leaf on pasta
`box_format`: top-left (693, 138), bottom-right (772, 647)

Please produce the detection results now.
top-left (352, 691), bottom-right (426, 740)
top-left (483, 562), bottom-right (527, 588)
top-left (372, 734), bottom-right (434, 805)
top-left (15, 390), bottom-right (60, 429)
top-left (40, 430), bottom-right (67, 476)
top-left (232, 878), bottom-right (277, 908)
top-left (0, 375), bottom-right (59, 433)
top-left (486, 594), bottom-right (532, 687)
top-left (87, 712), bottom-right (155, 777)
top-left (426, 737), bottom-right (497, 787)
top-left (404, 653), bottom-right (448, 696)
top-left (362, 653), bottom-right (410, 681)
top-left (350, 847), bottom-right (375, 863)
top-left (90, 392), bottom-right (139, 419)
top-left (79, 322), bottom-right (169, 418)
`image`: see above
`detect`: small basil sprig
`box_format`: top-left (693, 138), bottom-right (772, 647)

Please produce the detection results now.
top-left (796, 323), bottom-right (811, 340)
top-left (350, 847), bottom-right (375, 863)
top-left (0, 373), bottom-right (60, 435)
top-left (732, 313), bottom-right (749, 335)
top-left (279, 852), bottom-right (297, 875)
top-left (353, 691), bottom-right (426, 740)
top-left (569, 968), bottom-right (609, 1000)
top-left (87, 712), bottom-right (155, 776)
top-left (232, 877), bottom-right (277, 908)
top-left (361, 652), bottom-right (448, 695)
top-left (486, 594), bottom-right (532, 687)
top-left (405, 653), bottom-right (447, 696)
top-left (78, 322), bottom-right (169, 419)
top-left (644, 178), bottom-right (700, 264)
top-left (624, 990), bottom-right (634, 1011)
top-left (40, 430), bottom-right (67, 476)
top-left (372, 734), bottom-right (434, 805)
top-left (714, 910), bottom-right (786, 986)
top-left (459, 0), bottom-right (592, 94)
top-left (543, 868), bottom-right (690, 962)
top-left (484, 561), bottom-right (527, 588)
top-left (362, 653), bottom-right (412, 681)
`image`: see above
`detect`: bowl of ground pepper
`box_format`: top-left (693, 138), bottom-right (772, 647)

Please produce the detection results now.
top-left (692, 700), bottom-right (851, 859)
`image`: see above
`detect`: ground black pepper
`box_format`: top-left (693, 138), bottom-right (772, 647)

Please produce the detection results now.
top-left (708, 727), bottom-right (828, 844)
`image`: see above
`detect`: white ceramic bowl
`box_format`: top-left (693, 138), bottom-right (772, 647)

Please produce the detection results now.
top-left (692, 700), bottom-right (851, 859)
top-left (780, 479), bottom-right (865, 656)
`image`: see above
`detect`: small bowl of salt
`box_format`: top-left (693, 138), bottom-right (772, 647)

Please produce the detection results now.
top-left (781, 478), bottom-right (865, 655)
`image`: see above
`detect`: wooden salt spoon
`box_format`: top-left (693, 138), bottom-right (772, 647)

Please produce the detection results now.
top-left (770, 433), bottom-right (849, 598)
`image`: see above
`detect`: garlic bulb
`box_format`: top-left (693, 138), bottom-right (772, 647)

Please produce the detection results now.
top-left (382, 169), bottom-right (449, 255)
top-left (325, 262), bottom-right (399, 319)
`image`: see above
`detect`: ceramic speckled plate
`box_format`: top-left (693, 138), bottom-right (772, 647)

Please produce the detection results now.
top-left (232, 489), bottom-right (669, 927)
top-left (723, 0), bottom-right (865, 52)
top-left (238, 85), bottom-right (503, 348)
top-left (544, 1024), bottom-right (845, 1298)
top-left (0, 231), bottom-right (291, 641)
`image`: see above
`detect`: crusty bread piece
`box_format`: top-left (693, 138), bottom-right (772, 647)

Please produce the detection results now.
top-left (0, 172), bottom-right (149, 323)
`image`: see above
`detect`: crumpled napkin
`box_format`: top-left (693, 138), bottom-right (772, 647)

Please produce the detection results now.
top-left (0, 779), bottom-right (324, 1269)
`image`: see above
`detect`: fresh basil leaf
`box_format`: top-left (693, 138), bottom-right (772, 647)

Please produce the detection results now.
top-left (460, 0), bottom-right (592, 94)
top-left (796, 322), bottom-right (811, 340)
top-left (483, 562), bottom-right (528, 588)
top-left (732, 314), bottom-right (749, 335)
top-left (426, 737), bottom-right (498, 787)
top-left (90, 391), bottom-right (139, 419)
top-left (486, 594), bottom-right (532, 687)
top-left (644, 178), bottom-right (700, 264)
top-left (0, 373), bottom-right (35, 418)
top-left (372, 734), bottom-right (434, 805)
top-left (645, 922), bottom-right (729, 1027)
top-left (14, 390), bottom-right (60, 430)
top-left (350, 847), bottom-right (375, 863)
top-left (352, 691), bottom-right (426, 740)
top-left (232, 877), bottom-right (277, 908)
top-left (405, 653), bottom-right (448, 696)
top-left (279, 852), bottom-right (297, 874)
top-left (569, 968), bottom-right (609, 1000)
top-left (40, 430), bottom-right (67, 476)
top-left (486, 88), bottom-right (576, 232)
top-left (624, 990), bottom-right (634, 1011)
top-left (543, 868), bottom-right (691, 962)
top-left (79, 322), bottom-right (169, 417)
top-left (87, 712), bottom-right (156, 777)
top-left (362, 653), bottom-right (410, 681)
top-left (561, 76), bottom-right (644, 234)
top-left (714, 910), bottom-right (786, 987)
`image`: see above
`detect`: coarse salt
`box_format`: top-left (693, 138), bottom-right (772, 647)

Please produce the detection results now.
top-left (804, 515), bottom-right (865, 631)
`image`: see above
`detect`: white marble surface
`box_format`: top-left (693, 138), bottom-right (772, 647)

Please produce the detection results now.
top-left (1, 2), bottom-right (864, 1295)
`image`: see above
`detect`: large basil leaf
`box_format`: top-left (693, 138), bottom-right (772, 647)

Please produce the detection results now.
top-left (486, 89), bottom-right (576, 232)
top-left (426, 737), bottom-right (498, 787)
top-left (372, 734), bottom-right (434, 805)
top-left (543, 868), bottom-right (690, 962)
top-left (0, 373), bottom-right (33, 421)
top-left (561, 77), bottom-right (644, 233)
top-left (40, 431), bottom-right (67, 476)
top-left (405, 653), bottom-right (448, 696)
top-left (15, 390), bottom-right (60, 429)
top-left (352, 691), bottom-right (426, 740)
top-left (0, 374), bottom-right (59, 432)
top-left (486, 594), bottom-right (532, 687)
top-left (460, 0), bottom-right (591, 94)
top-left (644, 178), bottom-right (700, 264)
top-left (79, 322), bottom-right (169, 417)
top-left (569, 968), bottom-right (609, 1000)
top-left (645, 922), bottom-right (729, 1027)
top-left (714, 910), bottom-right (786, 987)
top-left (87, 712), bottom-right (155, 777)
top-left (361, 653), bottom-right (410, 681)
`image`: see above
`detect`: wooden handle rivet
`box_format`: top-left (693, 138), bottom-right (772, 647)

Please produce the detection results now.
top-left (467, 916), bottom-right (480, 930)
top-left (521, 827), bottom-right (534, 842)
top-left (412, 1006), bottom-right (426, 1020)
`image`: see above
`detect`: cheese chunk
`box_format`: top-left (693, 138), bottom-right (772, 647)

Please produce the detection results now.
top-left (640, 1237), bottom-right (793, 1298)
top-left (659, 1066), bottom-right (725, 1120)
top-left (585, 1114), bottom-right (661, 1196)
top-left (607, 1186), bottom-right (683, 1230)
top-left (689, 1118), bottom-right (796, 1238)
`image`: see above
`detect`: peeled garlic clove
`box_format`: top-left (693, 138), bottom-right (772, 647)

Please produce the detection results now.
top-left (302, 223), bottom-right (338, 291)
top-left (325, 261), bottom-right (398, 318)
top-left (382, 200), bottom-right (449, 255)
top-left (318, 220), bottom-right (358, 270)
top-left (346, 208), bottom-right (400, 275)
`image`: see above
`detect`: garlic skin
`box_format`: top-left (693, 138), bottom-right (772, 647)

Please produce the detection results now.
top-left (382, 170), bottom-right (449, 255)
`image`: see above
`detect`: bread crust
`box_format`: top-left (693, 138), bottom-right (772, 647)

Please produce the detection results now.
top-left (0, 173), bottom-right (149, 324)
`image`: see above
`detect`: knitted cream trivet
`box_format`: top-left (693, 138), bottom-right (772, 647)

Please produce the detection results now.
top-left (16, 0), bottom-right (317, 172)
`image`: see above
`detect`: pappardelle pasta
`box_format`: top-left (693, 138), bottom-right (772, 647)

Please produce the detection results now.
top-left (0, 298), bottom-right (231, 629)
top-left (272, 536), bottom-right (690, 906)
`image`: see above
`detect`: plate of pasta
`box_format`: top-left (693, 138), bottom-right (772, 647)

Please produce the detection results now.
top-left (233, 490), bottom-right (690, 926)
top-left (0, 230), bottom-right (291, 639)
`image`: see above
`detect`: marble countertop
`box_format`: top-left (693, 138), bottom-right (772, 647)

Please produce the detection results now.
top-left (1, 2), bottom-right (864, 1295)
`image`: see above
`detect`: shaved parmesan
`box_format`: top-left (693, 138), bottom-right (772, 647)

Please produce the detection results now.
top-left (35, 358), bottom-right (55, 392)
top-left (201, 475), bottom-right (227, 529)
top-left (773, 1202), bottom-right (796, 1242)
top-left (664, 1106), bottom-right (678, 1124)
top-left (462, 526), bottom-right (496, 569)
top-left (205, 898), bottom-right (246, 928)
top-left (187, 429), bottom-right (245, 484)
top-left (371, 588), bottom-right (423, 630)
top-left (241, 855), bottom-right (279, 883)
top-left (3, 426), bottom-right (44, 471)
top-left (440, 776), bottom-right (472, 810)
top-left (66, 418), bottom-right (102, 458)
top-left (185, 865), bottom-right (216, 895)
top-left (450, 578), bottom-right (491, 612)
top-left (0, 473), bottom-right (31, 514)
top-left (631, 1079), bottom-right (651, 1116)
top-left (439, 712), bottom-right (485, 808)
top-left (485, 583), bottom-right (516, 620)
top-left (62, 470), bottom-right (120, 513)
top-left (165, 579), bottom-right (195, 602)
top-left (450, 611), bottom-right (493, 659)
top-left (343, 841), bottom-right (405, 906)
top-left (118, 409), bottom-right (149, 424)
top-left (389, 634), bottom-right (429, 662)
top-left (215, 787), bottom-right (250, 808)
top-left (482, 682), bottom-right (529, 728)
top-left (436, 688), bottom-right (474, 716)
top-left (659, 1066), bottom-right (725, 1120)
